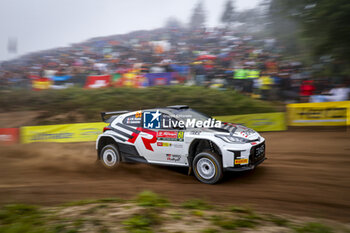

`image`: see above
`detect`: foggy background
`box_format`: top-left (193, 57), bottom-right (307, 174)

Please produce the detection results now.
top-left (0, 0), bottom-right (260, 61)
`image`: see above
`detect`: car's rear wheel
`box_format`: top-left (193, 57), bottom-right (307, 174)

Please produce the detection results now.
top-left (193, 151), bottom-right (223, 184)
top-left (100, 144), bottom-right (121, 169)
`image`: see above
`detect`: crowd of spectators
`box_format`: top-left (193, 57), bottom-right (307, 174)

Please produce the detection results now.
top-left (0, 27), bottom-right (349, 103)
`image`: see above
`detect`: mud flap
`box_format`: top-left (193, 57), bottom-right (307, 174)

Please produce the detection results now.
top-left (187, 158), bottom-right (192, 175)
top-left (188, 166), bottom-right (192, 176)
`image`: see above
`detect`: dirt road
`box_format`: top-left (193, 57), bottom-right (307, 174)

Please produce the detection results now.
top-left (0, 131), bottom-right (349, 221)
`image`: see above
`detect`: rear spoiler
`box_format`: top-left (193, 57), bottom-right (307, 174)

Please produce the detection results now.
top-left (101, 111), bottom-right (129, 122)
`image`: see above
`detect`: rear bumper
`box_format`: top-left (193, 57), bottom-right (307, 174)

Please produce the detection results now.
top-left (224, 157), bottom-right (266, 172)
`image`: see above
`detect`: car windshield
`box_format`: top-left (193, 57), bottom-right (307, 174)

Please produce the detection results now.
top-left (168, 108), bottom-right (211, 122)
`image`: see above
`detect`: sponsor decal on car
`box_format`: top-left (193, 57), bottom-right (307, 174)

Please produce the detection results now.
top-left (157, 131), bottom-right (184, 141)
top-left (158, 131), bottom-right (177, 138)
top-left (126, 117), bottom-right (141, 124)
top-left (234, 158), bottom-right (248, 165)
top-left (127, 127), bottom-right (157, 151)
top-left (239, 129), bottom-right (256, 137)
top-left (173, 144), bottom-right (183, 149)
top-left (157, 142), bottom-right (172, 147)
top-left (166, 154), bottom-right (181, 162)
top-left (190, 131), bottom-right (201, 135)
top-left (143, 110), bottom-right (221, 129)
top-left (143, 110), bottom-right (162, 129)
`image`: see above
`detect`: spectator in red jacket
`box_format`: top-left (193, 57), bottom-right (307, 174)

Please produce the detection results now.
top-left (300, 80), bottom-right (315, 102)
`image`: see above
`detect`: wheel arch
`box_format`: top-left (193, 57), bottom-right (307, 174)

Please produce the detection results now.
top-left (97, 136), bottom-right (119, 159)
top-left (188, 139), bottom-right (222, 166)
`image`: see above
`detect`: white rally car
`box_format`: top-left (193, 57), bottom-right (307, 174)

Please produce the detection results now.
top-left (96, 105), bottom-right (266, 184)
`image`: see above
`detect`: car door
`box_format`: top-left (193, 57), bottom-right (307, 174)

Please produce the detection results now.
top-left (153, 113), bottom-right (187, 165)
top-left (132, 111), bottom-right (186, 165)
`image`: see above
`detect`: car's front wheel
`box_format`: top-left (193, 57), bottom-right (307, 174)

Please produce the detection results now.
top-left (100, 144), bottom-right (121, 169)
top-left (193, 151), bottom-right (223, 184)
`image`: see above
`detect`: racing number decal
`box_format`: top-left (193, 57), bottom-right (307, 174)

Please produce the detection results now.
top-left (135, 111), bottom-right (142, 118)
top-left (177, 131), bottom-right (184, 140)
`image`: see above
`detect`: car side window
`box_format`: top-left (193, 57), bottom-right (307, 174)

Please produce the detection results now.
top-left (161, 113), bottom-right (184, 129)
top-left (123, 113), bottom-right (142, 127)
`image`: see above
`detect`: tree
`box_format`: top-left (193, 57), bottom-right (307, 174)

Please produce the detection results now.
top-left (297, 0), bottom-right (350, 63)
top-left (266, 0), bottom-right (303, 55)
top-left (189, 1), bottom-right (206, 29)
top-left (267, 0), bottom-right (350, 73)
top-left (234, 8), bottom-right (266, 33)
top-left (164, 17), bottom-right (183, 30)
top-left (221, 0), bottom-right (235, 26)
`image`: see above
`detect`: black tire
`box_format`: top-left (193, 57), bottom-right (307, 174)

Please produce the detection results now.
top-left (193, 151), bottom-right (223, 184)
top-left (99, 144), bottom-right (121, 169)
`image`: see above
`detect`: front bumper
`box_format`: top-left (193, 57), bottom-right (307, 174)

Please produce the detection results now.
top-left (224, 141), bottom-right (266, 172)
top-left (224, 157), bottom-right (266, 172)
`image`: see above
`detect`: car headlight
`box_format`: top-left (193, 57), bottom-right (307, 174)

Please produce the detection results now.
top-left (215, 134), bottom-right (249, 143)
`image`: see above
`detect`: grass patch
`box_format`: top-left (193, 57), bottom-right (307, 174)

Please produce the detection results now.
top-left (268, 214), bottom-right (290, 226)
top-left (190, 210), bottom-right (204, 217)
top-left (83, 204), bottom-right (108, 215)
top-left (122, 209), bottom-right (161, 233)
top-left (98, 198), bottom-right (125, 203)
top-left (211, 215), bottom-right (258, 230)
top-left (91, 218), bottom-right (103, 226)
top-left (61, 197), bottom-right (123, 207)
top-left (0, 192), bottom-right (343, 233)
top-left (0, 204), bottom-right (51, 233)
top-left (201, 228), bottom-right (219, 233)
top-left (229, 205), bottom-right (253, 214)
top-left (181, 199), bottom-right (211, 210)
top-left (211, 215), bottom-right (237, 230)
top-left (0, 86), bottom-right (278, 125)
top-left (135, 191), bottom-right (169, 207)
top-left (234, 218), bottom-right (257, 228)
top-left (170, 211), bottom-right (183, 220)
top-left (294, 222), bottom-right (333, 233)
top-left (99, 226), bottom-right (110, 233)
top-left (244, 212), bottom-right (263, 221)
top-left (72, 218), bottom-right (85, 228)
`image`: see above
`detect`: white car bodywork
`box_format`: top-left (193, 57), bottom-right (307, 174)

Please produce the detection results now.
top-left (96, 107), bottom-right (266, 172)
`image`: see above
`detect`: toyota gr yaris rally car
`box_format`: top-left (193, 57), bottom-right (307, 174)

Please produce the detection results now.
top-left (96, 105), bottom-right (266, 184)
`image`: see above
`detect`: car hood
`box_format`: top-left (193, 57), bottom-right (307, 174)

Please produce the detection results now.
top-left (208, 122), bottom-right (260, 140)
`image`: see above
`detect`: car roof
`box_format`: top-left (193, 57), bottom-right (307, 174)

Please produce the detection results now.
top-left (141, 105), bottom-right (189, 114)
top-left (105, 106), bottom-right (190, 122)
